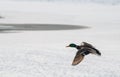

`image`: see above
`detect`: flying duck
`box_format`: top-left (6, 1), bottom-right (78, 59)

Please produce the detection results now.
top-left (66, 42), bottom-right (101, 66)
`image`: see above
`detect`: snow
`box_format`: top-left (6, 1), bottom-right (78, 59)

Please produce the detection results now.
top-left (0, 0), bottom-right (120, 5)
top-left (0, 1), bottom-right (120, 77)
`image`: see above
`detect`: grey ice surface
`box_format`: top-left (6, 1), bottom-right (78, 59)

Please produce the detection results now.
top-left (0, 24), bottom-right (88, 32)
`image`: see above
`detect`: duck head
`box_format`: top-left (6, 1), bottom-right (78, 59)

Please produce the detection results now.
top-left (66, 43), bottom-right (77, 48)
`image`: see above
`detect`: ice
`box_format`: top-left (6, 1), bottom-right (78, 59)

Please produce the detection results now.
top-left (0, 1), bottom-right (120, 77)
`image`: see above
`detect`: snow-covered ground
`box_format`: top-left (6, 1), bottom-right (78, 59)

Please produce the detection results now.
top-left (0, 1), bottom-right (120, 77)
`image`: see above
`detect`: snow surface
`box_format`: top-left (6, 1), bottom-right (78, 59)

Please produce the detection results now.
top-left (0, 0), bottom-right (120, 5)
top-left (0, 1), bottom-right (120, 77)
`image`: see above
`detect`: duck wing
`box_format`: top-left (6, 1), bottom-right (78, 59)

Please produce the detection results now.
top-left (81, 42), bottom-right (101, 56)
top-left (81, 42), bottom-right (94, 48)
top-left (72, 51), bottom-right (84, 66)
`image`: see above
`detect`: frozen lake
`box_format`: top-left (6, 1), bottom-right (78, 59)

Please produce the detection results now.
top-left (0, 1), bottom-right (120, 77)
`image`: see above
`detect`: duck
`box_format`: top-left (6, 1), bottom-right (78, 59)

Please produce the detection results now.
top-left (66, 42), bottom-right (101, 66)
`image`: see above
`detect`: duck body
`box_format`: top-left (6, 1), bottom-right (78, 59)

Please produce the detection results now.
top-left (76, 46), bottom-right (90, 56)
top-left (73, 42), bottom-right (101, 56)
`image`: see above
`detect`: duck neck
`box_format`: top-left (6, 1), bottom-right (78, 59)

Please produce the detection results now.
top-left (76, 46), bottom-right (82, 49)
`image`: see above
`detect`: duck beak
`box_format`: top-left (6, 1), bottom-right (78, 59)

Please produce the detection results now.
top-left (66, 46), bottom-right (69, 47)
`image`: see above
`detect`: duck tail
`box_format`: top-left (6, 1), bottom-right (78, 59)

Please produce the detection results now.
top-left (91, 47), bottom-right (101, 56)
top-left (96, 50), bottom-right (101, 56)
top-left (95, 48), bottom-right (101, 56)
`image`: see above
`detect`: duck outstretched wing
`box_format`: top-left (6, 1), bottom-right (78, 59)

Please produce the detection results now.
top-left (81, 42), bottom-right (101, 56)
top-left (72, 51), bottom-right (84, 66)
top-left (81, 42), bottom-right (94, 48)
